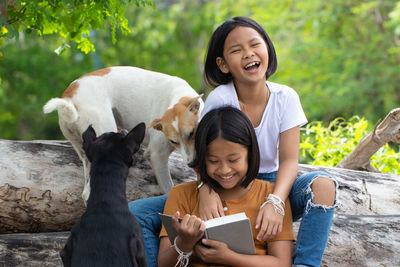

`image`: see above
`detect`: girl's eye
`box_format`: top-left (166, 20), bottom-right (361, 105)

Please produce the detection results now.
top-left (229, 159), bottom-right (239, 163)
top-left (251, 43), bottom-right (261, 47)
top-left (207, 159), bottom-right (218, 164)
top-left (231, 49), bottom-right (240, 53)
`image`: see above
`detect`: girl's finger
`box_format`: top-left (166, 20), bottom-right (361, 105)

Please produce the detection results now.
top-left (171, 211), bottom-right (181, 230)
top-left (199, 221), bottom-right (206, 232)
top-left (255, 209), bottom-right (264, 229)
top-left (202, 238), bottom-right (219, 248)
top-left (271, 224), bottom-right (279, 237)
top-left (263, 222), bottom-right (278, 241)
top-left (278, 222), bottom-right (283, 234)
top-left (256, 221), bottom-right (269, 240)
top-left (217, 202), bottom-right (225, 217)
top-left (187, 215), bottom-right (197, 228)
top-left (211, 207), bottom-right (221, 219)
top-left (181, 214), bottom-right (191, 228)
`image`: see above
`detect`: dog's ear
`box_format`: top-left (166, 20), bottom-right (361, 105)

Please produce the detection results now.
top-left (82, 125), bottom-right (97, 160)
top-left (125, 122), bottom-right (146, 152)
top-left (187, 95), bottom-right (203, 114)
top-left (148, 118), bottom-right (163, 131)
top-left (82, 125), bottom-right (97, 144)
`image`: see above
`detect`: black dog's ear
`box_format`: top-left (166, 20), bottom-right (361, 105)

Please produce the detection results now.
top-left (125, 122), bottom-right (146, 152)
top-left (82, 125), bottom-right (97, 161)
top-left (82, 125), bottom-right (97, 144)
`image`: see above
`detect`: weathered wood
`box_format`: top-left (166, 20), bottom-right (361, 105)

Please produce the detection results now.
top-left (0, 140), bottom-right (195, 234)
top-left (0, 232), bottom-right (67, 267)
top-left (0, 139), bottom-right (400, 266)
top-left (337, 107), bottom-right (400, 172)
top-left (1, 215), bottom-right (399, 267)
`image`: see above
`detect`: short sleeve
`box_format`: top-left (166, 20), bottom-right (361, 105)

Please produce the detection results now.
top-left (159, 182), bottom-right (197, 238)
top-left (280, 87), bottom-right (308, 133)
top-left (200, 90), bottom-right (225, 120)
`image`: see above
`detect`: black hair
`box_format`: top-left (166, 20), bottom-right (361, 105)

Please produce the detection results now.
top-left (192, 106), bottom-right (260, 191)
top-left (204, 16), bottom-right (277, 88)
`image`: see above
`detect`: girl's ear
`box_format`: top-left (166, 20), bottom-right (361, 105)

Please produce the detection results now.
top-left (216, 57), bottom-right (229, 74)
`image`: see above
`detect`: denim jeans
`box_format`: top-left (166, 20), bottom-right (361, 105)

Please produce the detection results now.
top-left (129, 171), bottom-right (337, 267)
top-left (258, 171), bottom-right (338, 267)
top-left (128, 194), bottom-right (168, 267)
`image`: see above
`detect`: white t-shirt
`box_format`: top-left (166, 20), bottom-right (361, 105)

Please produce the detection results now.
top-left (201, 81), bottom-right (308, 173)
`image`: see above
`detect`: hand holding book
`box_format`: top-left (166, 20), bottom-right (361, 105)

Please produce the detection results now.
top-left (170, 211), bottom-right (206, 253)
top-left (160, 212), bottom-right (256, 255)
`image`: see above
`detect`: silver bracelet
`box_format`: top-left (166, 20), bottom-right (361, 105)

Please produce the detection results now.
top-left (260, 194), bottom-right (285, 216)
top-left (173, 236), bottom-right (192, 267)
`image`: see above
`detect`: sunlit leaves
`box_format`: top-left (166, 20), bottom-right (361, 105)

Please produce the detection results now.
top-left (1, 0), bottom-right (154, 53)
top-left (300, 116), bottom-right (400, 174)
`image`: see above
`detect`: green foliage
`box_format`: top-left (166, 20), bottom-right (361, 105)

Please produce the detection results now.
top-left (0, 35), bottom-right (94, 140)
top-left (1, 0), bottom-right (154, 53)
top-left (267, 0), bottom-right (400, 124)
top-left (300, 116), bottom-right (400, 175)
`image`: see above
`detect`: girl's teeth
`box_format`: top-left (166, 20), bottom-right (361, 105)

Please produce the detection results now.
top-left (245, 62), bottom-right (259, 69)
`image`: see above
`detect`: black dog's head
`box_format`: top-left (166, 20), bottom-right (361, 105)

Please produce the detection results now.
top-left (82, 123), bottom-right (146, 167)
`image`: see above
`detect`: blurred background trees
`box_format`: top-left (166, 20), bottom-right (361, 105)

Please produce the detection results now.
top-left (1, 0), bottom-right (399, 172)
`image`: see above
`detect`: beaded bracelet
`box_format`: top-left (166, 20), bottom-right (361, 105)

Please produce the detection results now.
top-left (260, 194), bottom-right (285, 216)
top-left (173, 236), bottom-right (192, 267)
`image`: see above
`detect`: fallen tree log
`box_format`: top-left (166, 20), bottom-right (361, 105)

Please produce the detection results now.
top-left (0, 140), bottom-right (195, 233)
top-left (0, 139), bottom-right (400, 266)
top-left (1, 215), bottom-right (399, 267)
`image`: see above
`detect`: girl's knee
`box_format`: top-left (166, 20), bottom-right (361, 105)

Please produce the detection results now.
top-left (310, 176), bottom-right (336, 206)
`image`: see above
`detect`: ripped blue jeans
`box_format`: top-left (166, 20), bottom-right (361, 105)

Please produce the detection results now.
top-left (258, 171), bottom-right (337, 267)
top-left (129, 171), bottom-right (337, 267)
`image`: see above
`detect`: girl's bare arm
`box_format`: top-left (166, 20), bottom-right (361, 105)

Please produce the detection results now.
top-left (273, 125), bottom-right (300, 201)
top-left (256, 126), bottom-right (299, 240)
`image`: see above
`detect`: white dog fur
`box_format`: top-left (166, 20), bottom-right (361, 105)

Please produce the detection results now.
top-left (43, 66), bottom-right (203, 202)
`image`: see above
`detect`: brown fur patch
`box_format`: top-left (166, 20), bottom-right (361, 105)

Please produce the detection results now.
top-left (80, 68), bottom-right (111, 79)
top-left (61, 68), bottom-right (111, 98)
top-left (62, 82), bottom-right (79, 98)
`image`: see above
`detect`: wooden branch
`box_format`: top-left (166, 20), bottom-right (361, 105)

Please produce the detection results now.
top-left (336, 108), bottom-right (400, 171)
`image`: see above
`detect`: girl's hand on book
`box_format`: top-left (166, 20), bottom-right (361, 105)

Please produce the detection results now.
top-left (199, 183), bottom-right (225, 220)
top-left (172, 211), bottom-right (205, 251)
top-left (195, 238), bottom-right (233, 264)
top-left (255, 203), bottom-right (283, 241)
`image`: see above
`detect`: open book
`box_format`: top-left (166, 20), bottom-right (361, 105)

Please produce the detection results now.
top-left (159, 212), bottom-right (256, 255)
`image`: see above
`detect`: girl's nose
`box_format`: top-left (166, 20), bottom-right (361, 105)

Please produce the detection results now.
top-left (243, 49), bottom-right (254, 59)
top-left (218, 162), bottom-right (231, 174)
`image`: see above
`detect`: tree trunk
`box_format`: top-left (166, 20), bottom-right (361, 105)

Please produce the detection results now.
top-left (0, 139), bottom-right (399, 266)
top-left (336, 108), bottom-right (400, 172)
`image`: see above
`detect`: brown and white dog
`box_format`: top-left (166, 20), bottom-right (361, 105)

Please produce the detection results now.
top-left (43, 66), bottom-right (203, 202)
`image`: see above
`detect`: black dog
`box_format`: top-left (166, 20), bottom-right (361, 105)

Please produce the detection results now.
top-left (60, 123), bottom-right (148, 267)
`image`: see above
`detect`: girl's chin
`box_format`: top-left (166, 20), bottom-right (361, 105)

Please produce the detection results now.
top-left (217, 179), bottom-right (240, 189)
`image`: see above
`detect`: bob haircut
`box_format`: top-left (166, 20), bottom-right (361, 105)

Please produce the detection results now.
top-left (191, 106), bottom-right (260, 191)
top-left (204, 16), bottom-right (277, 88)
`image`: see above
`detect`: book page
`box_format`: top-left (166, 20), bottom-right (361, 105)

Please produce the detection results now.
top-left (204, 212), bottom-right (247, 228)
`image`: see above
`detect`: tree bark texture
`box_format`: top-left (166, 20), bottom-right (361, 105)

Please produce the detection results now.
top-left (0, 140), bottom-right (195, 234)
top-left (336, 107), bottom-right (400, 172)
top-left (0, 139), bottom-right (399, 266)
